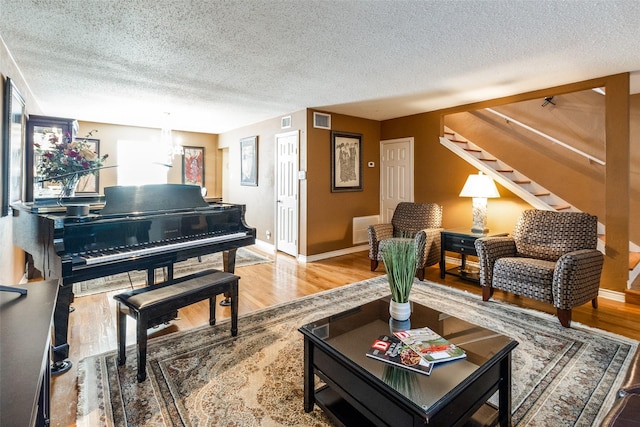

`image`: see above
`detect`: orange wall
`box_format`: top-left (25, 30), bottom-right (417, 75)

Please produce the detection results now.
top-left (306, 111), bottom-right (381, 255)
top-left (381, 112), bottom-right (529, 234)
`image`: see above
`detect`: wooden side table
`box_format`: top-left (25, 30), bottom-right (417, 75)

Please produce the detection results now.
top-left (440, 229), bottom-right (508, 283)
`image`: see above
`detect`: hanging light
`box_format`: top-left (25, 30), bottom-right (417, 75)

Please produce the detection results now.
top-left (161, 112), bottom-right (183, 161)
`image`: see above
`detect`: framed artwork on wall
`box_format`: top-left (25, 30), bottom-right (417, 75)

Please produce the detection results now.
top-left (240, 136), bottom-right (258, 186)
top-left (2, 77), bottom-right (27, 216)
top-left (330, 131), bottom-right (362, 192)
top-left (182, 146), bottom-right (205, 187)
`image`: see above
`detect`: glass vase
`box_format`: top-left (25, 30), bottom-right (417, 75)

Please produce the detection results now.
top-left (59, 174), bottom-right (80, 198)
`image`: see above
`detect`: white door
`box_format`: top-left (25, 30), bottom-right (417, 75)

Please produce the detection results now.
top-left (380, 137), bottom-right (414, 222)
top-left (275, 131), bottom-right (299, 256)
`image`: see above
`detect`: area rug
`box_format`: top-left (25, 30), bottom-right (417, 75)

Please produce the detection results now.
top-left (72, 247), bottom-right (272, 297)
top-left (76, 277), bottom-right (637, 426)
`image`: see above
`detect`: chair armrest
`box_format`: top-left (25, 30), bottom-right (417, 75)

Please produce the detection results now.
top-left (553, 249), bottom-right (604, 309)
top-left (368, 224), bottom-right (394, 259)
top-left (474, 237), bottom-right (517, 287)
top-left (415, 228), bottom-right (443, 268)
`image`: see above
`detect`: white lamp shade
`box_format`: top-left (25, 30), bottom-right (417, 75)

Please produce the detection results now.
top-left (459, 172), bottom-right (500, 198)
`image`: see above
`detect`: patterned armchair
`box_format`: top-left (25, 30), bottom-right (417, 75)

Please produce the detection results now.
top-left (368, 202), bottom-right (443, 281)
top-left (474, 209), bottom-right (603, 328)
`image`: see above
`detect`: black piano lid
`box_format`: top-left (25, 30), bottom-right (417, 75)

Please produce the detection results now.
top-left (101, 184), bottom-right (209, 215)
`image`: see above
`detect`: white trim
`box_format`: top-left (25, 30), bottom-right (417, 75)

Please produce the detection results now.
top-left (253, 239), bottom-right (276, 255)
top-left (598, 288), bottom-right (626, 303)
top-left (300, 245), bottom-right (369, 263)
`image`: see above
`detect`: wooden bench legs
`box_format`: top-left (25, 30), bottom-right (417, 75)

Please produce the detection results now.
top-left (115, 269), bottom-right (239, 382)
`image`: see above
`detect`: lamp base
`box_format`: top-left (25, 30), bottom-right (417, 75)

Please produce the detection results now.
top-left (471, 226), bottom-right (489, 234)
top-left (471, 197), bottom-right (489, 235)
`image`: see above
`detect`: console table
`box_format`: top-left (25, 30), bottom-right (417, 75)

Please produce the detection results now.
top-left (1, 280), bottom-right (58, 427)
top-left (440, 229), bottom-right (508, 283)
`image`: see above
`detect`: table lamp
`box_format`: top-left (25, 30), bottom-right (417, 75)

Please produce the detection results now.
top-left (459, 171), bottom-right (500, 234)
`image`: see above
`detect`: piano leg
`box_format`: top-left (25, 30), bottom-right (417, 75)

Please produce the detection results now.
top-left (219, 249), bottom-right (237, 306)
top-left (51, 283), bottom-right (73, 375)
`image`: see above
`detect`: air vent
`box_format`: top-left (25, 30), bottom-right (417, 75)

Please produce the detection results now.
top-left (313, 112), bottom-right (331, 130)
top-left (281, 116), bottom-right (291, 129)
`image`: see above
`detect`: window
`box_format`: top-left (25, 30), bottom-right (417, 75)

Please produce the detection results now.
top-left (117, 140), bottom-right (169, 186)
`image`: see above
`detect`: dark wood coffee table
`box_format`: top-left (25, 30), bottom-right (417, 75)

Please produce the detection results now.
top-left (299, 296), bottom-right (518, 426)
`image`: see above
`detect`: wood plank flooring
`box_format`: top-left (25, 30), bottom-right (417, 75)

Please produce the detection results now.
top-left (50, 249), bottom-right (640, 426)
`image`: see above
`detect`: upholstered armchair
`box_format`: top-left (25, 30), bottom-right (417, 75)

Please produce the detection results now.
top-left (368, 202), bottom-right (443, 281)
top-left (475, 209), bottom-right (603, 328)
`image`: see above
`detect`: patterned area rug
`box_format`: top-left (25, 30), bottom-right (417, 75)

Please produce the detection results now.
top-left (72, 247), bottom-right (272, 297)
top-left (76, 277), bottom-right (637, 426)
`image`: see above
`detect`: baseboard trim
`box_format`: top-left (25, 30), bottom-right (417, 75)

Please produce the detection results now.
top-left (253, 239), bottom-right (275, 255)
top-left (299, 245), bottom-right (369, 263)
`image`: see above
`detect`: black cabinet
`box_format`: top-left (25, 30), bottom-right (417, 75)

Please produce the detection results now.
top-left (440, 229), bottom-right (508, 283)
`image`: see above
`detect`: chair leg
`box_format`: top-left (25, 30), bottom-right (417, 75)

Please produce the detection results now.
top-left (116, 303), bottom-right (127, 366)
top-left (415, 267), bottom-right (425, 281)
top-left (136, 313), bottom-right (148, 382)
top-left (209, 296), bottom-right (216, 326)
top-left (482, 286), bottom-right (493, 301)
top-left (557, 308), bottom-right (571, 328)
top-left (592, 298), bottom-right (598, 309)
top-left (371, 260), bottom-right (378, 271)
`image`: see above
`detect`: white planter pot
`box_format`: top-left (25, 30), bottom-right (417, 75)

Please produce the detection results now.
top-left (389, 300), bottom-right (411, 321)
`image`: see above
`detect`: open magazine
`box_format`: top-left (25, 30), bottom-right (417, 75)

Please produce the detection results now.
top-left (366, 335), bottom-right (433, 376)
top-left (393, 327), bottom-right (466, 364)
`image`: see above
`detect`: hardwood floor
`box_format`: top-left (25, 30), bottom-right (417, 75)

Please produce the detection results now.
top-left (50, 249), bottom-right (640, 426)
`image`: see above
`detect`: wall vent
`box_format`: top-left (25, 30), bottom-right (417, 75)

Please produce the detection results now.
top-left (313, 112), bottom-right (331, 130)
top-left (281, 115), bottom-right (291, 129)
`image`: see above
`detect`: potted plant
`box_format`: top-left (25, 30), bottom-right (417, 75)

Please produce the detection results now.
top-left (381, 237), bottom-right (422, 321)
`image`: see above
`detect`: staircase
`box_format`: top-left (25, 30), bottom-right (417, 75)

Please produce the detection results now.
top-left (440, 127), bottom-right (640, 286)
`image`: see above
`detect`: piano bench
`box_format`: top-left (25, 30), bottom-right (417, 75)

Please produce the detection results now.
top-left (113, 269), bottom-right (239, 382)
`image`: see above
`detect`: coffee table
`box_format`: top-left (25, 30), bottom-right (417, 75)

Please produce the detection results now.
top-left (299, 296), bottom-right (518, 426)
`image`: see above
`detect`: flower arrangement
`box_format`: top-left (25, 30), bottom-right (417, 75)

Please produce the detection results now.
top-left (35, 129), bottom-right (108, 196)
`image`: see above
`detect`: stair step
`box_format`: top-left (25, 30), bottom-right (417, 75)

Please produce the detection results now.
top-left (451, 138), bottom-right (468, 144)
top-left (513, 179), bottom-right (531, 184)
top-left (630, 252), bottom-right (640, 270)
top-left (464, 148), bottom-right (482, 153)
top-left (551, 204), bottom-right (571, 210)
top-left (496, 168), bottom-right (514, 173)
top-left (535, 192), bottom-right (551, 197)
top-left (479, 158), bottom-right (497, 162)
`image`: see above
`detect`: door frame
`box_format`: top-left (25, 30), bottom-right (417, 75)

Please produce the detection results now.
top-left (379, 137), bottom-right (415, 222)
top-left (274, 130), bottom-right (300, 257)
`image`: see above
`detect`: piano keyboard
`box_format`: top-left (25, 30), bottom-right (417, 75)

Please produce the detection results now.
top-left (78, 231), bottom-right (249, 265)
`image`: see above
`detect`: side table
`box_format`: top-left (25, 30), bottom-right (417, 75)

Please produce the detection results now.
top-left (440, 229), bottom-right (508, 283)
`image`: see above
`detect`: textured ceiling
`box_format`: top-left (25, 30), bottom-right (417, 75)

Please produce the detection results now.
top-left (1, 0), bottom-right (640, 134)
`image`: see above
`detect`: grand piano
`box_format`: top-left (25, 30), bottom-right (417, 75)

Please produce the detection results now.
top-left (13, 184), bottom-right (256, 373)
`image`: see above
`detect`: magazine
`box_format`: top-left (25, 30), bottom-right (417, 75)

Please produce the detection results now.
top-left (366, 335), bottom-right (433, 376)
top-left (393, 327), bottom-right (466, 364)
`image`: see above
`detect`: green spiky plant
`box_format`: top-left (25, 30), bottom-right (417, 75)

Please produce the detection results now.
top-left (381, 238), bottom-right (420, 303)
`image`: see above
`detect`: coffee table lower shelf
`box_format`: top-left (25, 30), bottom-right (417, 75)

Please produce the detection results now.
top-left (314, 383), bottom-right (499, 427)
top-left (314, 385), bottom-right (375, 427)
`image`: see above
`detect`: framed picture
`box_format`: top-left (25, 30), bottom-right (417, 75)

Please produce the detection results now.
top-left (2, 77), bottom-right (27, 216)
top-left (75, 138), bottom-right (100, 194)
top-left (240, 136), bottom-right (258, 186)
top-left (331, 131), bottom-right (362, 192)
top-left (182, 146), bottom-right (205, 186)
